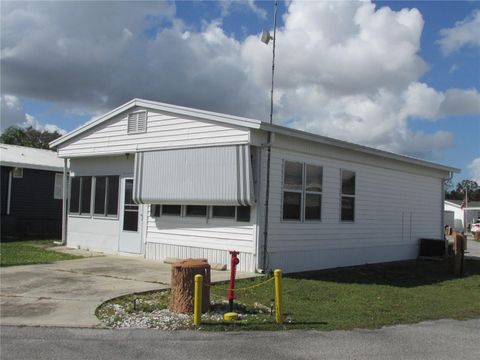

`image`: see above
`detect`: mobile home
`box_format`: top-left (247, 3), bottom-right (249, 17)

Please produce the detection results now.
top-left (50, 99), bottom-right (458, 273)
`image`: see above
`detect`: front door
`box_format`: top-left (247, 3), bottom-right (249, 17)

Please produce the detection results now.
top-left (118, 178), bottom-right (142, 254)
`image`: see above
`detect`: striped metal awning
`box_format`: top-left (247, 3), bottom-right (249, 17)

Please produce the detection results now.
top-left (133, 145), bottom-right (254, 206)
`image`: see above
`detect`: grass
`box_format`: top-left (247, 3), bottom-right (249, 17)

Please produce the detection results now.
top-left (97, 259), bottom-right (480, 331)
top-left (0, 240), bottom-right (81, 267)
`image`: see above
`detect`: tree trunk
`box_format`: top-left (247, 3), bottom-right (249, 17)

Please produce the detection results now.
top-left (169, 259), bottom-right (211, 313)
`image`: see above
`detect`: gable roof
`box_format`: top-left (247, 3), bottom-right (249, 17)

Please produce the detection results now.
top-left (0, 144), bottom-right (64, 172)
top-left (50, 98), bottom-right (459, 174)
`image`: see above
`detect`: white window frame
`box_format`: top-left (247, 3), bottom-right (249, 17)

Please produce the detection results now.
top-left (282, 160), bottom-right (304, 222)
top-left (281, 160), bottom-right (323, 222)
top-left (340, 169), bottom-right (356, 223)
top-left (92, 176), bottom-right (120, 219)
top-left (69, 176), bottom-right (93, 217)
top-left (304, 164), bottom-right (323, 222)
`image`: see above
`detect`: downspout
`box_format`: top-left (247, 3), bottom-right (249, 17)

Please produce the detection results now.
top-left (6, 169), bottom-right (12, 215)
top-left (61, 158), bottom-right (68, 245)
top-left (261, 134), bottom-right (273, 271)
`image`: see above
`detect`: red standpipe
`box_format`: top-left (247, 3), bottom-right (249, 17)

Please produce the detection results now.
top-left (227, 250), bottom-right (240, 312)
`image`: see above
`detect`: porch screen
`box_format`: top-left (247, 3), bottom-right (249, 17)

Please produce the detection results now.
top-left (133, 145), bottom-right (254, 206)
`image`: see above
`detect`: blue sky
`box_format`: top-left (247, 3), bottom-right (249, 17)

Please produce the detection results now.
top-left (1, 0), bottom-right (479, 185)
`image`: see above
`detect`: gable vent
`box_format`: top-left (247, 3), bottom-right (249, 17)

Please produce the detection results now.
top-left (127, 111), bottom-right (147, 134)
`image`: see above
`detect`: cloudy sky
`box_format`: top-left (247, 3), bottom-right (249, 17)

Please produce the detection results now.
top-left (1, 0), bottom-right (479, 183)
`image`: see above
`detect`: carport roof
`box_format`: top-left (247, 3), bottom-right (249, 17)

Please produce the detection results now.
top-left (0, 144), bottom-right (63, 172)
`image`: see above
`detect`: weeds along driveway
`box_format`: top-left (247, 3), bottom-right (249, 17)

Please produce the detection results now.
top-left (0, 255), bottom-right (254, 327)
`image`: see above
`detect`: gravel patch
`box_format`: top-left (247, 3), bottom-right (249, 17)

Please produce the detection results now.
top-left (98, 298), bottom-right (273, 330)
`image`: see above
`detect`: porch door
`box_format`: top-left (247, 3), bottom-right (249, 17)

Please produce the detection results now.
top-left (118, 178), bottom-right (142, 254)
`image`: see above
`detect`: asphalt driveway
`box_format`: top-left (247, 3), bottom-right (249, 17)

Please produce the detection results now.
top-left (0, 254), bottom-right (255, 327)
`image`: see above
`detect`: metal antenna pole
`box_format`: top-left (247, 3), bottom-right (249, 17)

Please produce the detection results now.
top-left (269, 0), bottom-right (278, 124)
top-left (262, 0), bottom-right (278, 271)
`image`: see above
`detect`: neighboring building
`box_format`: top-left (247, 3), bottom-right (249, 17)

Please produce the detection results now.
top-left (1, 144), bottom-right (64, 240)
top-left (50, 99), bottom-right (458, 273)
top-left (444, 200), bottom-right (480, 232)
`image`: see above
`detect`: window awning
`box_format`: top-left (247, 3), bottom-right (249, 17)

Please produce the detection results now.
top-left (133, 145), bottom-right (255, 206)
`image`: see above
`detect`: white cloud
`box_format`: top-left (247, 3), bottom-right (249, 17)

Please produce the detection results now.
top-left (0, 95), bottom-right (66, 134)
top-left (438, 9), bottom-right (480, 54)
top-left (1, 1), bottom-right (479, 159)
top-left (468, 158), bottom-right (480, 183)
top-left (219, 0), bottom-right (267, 19)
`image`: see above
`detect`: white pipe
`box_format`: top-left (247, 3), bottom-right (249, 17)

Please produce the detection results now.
top-left (6, 169), bottom-right (12, 215)
top-left (61, 158), bottom-right (68, 245)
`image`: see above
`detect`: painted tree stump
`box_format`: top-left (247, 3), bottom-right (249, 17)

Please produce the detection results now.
top-left (169, 258), bottom-right (211, 313)
top-left (451, 233), bottom-right (465, 276)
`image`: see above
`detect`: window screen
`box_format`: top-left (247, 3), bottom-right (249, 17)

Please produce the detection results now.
top-left (94, 177), bottom-right (106, 215)
top-left (162, 205), bottom-right (181, 216)
top-left (186, 205), bottom-right (207, 217)
top-left (212, 206), bottom-right (235, 219)
top-left (236, 206), bottom-right (251, 222)
top-left (80, 177), bottom-right (92, 214)
top-left (70, 177), bottom-right (80, 213)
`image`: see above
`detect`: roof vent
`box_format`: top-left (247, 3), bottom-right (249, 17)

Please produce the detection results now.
top-left (127, 111), bottom-right (147, 134)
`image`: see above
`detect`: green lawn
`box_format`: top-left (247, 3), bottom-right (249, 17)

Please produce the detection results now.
top-left (0, 240), bottom-right (81, 267)
top-left (206, 259), bottom-right (480, 331)
top-left (98, 259), bottom-right (480, 331)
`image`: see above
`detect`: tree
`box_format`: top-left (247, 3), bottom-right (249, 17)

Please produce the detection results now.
top-left (445, 179), bottom-right (480, 202)
top-left (0, 126), bottom-right (62, 150)
top-left (455, 180), bottom-right (479, 194)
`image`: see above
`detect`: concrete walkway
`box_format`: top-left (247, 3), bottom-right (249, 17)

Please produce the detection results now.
top-left (0, 254), bottom-right (256, 327)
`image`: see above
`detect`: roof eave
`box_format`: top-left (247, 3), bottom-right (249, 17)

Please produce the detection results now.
top-left (261, 123), bottom-right (460, 174)
top-left (1, 161), bottom-right (63, 172)
top-left (49, 98), bottom-right (262, 149)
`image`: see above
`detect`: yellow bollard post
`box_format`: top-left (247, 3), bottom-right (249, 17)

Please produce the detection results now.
top-left (274, 269), bottom-right (283, 324)
top-left (193, 274), bottom-right (203, 326)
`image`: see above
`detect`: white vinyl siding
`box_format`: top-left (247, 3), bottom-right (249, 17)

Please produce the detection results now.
top-left (57, 109), bottom-right (250, 158)
top-left (145, 205), bottom-right (257, 272)
top-left (263, 144), bottom-right (444, 273)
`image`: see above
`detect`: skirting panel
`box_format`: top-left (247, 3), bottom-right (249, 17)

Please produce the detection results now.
top-left (267, 244), bottom-right (419, 274)
top-left (145, 242), bottom-right (256, 272)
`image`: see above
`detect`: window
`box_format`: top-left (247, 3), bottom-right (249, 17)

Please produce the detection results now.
top-left (212, 206), bottom-right (251, 222)
top-left (54, 173), bottom-right (63, 200)
top-left (151, 204), bottom-right (161, 217)
top-left (69, 176), bottom-right (92, 215)
top-left (162, 205), bottom-right (182, 216)
top-left (283, 161), bottom-right (303, 220)
top-left (94, 176), bottom-right (119, 217)
top-left (80, 177), bottom-right (92, 214)
top-left (341, 170), bottom-right (355, 221)
top-left (70, 177), bottom-right (80, 213)
top-left (186, 205), bottom-right (207, 217)
top-left (127, 111), bottom-right (147, 134)
top-left (212, 206), bottom-right (236, 219)
top-left (123, 179), bottom-right (138, 231)
top-left (12, 167), bottom-right (23, 178)
top-left (282, 161), bottom-right (323, 221)
top-left (305, 165), bottom-right (322, 220)
top-left (94, 177), bottom-right (106, 215)
top-left (236, 206), bottom-right (251, 222)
